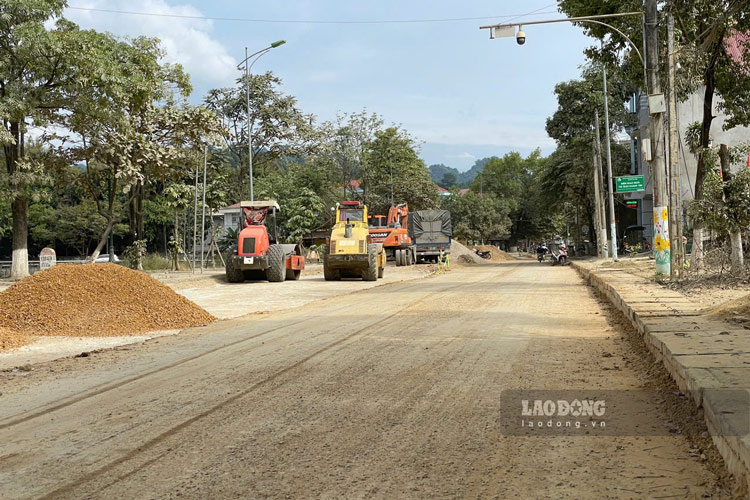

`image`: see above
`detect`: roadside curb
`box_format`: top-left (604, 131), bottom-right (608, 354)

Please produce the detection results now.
top-left (572, 260), bottom-right (750, 490)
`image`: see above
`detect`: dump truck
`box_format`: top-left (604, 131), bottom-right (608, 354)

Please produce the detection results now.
top-left (408, 210), bottom-right (452, 263)
top-left (325, 201), bottom-right (386, 281)
top-left (368, 203), bottom-right (416, 266)
top-left (225, 200), bottom-right (305, 283)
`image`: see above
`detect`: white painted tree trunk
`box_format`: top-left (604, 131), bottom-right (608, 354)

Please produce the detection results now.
top-left (10, 196), bottom-right (29, 280)
top-left (730, 231), bottom-right (744, 275)
top-left (691, 226), bottom-right (704, 272)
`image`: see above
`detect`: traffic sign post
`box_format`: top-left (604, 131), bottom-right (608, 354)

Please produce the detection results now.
top-left (616, 175), bottom-right (645, 193)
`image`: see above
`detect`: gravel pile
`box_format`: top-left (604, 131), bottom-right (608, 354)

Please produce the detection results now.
top-left (0, 326), bottom-right (31, 351)
top-left (0, 263), bottom-right (215, 339)
top-left (475, 245), bottom-right (515, 262)
top-left (450, 241), bottom-right (487, 265)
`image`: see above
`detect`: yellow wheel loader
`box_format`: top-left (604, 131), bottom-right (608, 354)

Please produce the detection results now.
top-left (324, 201), bottom-right (386, 281)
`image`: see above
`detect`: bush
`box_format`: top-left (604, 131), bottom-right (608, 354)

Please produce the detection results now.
top-left (123, 239), bottom-right (147, 270)
top-left (141, 253), bottom-right (172, 271)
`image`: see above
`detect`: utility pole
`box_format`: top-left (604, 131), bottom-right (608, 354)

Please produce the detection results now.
top-left (592, 113), bottom-right (607, 258)
top-left (667, 13), bottom-right (683, 279)
top-left (200, 145), bottom-right (207, 273)
top-left (244, 47), bottom-right (254, 202)
top-left (193, 163), bottom-right (199, 274)
top-left (645, 0), bottom-right (670, 275)
top-left (601, 61), bottom-right (618, 260)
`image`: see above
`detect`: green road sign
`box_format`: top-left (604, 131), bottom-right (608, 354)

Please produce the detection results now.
top-left (616, 175), bottom-right (645, 193)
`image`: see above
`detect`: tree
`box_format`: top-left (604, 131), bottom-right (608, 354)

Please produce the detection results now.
top-left (1, 0), bottom-right (85, 278)
top-left (204, 71), bottom-right (313, 200)
top-left (316, 110), bottom-right (383, 200)
top-left (282, 188), bottom-right (325, 244)
top-left (443, 191), bottom-right (511, 243)
top-left (688, 142), bottom-right (750, 274)
top-left (361, 127), bottom-right (439, 215)
top-left (55, 34), bottom-right (222, 262)
top-left (164, 183), bottom-right (194, 271)
top-left (559, 0), bottom-right (750, 269)
top-left (439, 172), bottom-right (458, 188)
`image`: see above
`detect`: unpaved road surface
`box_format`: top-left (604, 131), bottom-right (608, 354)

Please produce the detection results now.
top-left (158, 262), bottom-right (433, 319)
top-left (0, 261), bottom-right (729, 499)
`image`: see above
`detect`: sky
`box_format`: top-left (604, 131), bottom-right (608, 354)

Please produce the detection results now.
top-left (63, 0), bottom-right (595, 171)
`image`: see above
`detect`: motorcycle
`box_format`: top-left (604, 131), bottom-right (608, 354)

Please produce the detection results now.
top-left (536, 245), bottom-right (548, 263)
top-left (550, 245), bottom-right (568, 266)
top-left (474, 248), bottom-right (492, 259)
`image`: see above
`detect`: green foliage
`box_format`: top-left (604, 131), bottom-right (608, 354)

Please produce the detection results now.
top-left (442, 191), bottom-right (511, 243)
top-left (204, 71), bottom-right (313, 199)
top-left (361, 127), bottom-right (439, 215)
top-left (282, 188), bottom-right (325, 244)
top-left (123, 239), bottom-right (147, 270)
top-left (141, 252), bottom-right (172, 271)
top-left (0, 196), bottom-right (10, 239)
top-left (439, 172), bottom-right (458, 188)
top-left (219, 227), bottom-right (239, 252)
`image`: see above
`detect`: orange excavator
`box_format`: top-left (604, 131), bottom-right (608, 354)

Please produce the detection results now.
top-left (368, 203), bottom-right (416, 266)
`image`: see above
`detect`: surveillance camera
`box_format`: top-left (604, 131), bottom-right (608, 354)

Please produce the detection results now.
top-left (516, 28), bottom-right (526, 45)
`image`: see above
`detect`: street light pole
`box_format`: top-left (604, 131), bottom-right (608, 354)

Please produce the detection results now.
top-left (601, 61), bottom-right (618, 260)
top-left (480, 10), bottom-right (656, 263)
top-left (237, 40), bottom-right (286, 202)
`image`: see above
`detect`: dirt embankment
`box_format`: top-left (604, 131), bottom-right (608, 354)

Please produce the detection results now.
top-left (474, 245), bottom-right (515, 262)
top-left (450, 241), bottom-right (487, 264)
top-left (705, 294), bottom-right (750, 327)
top-left (0, 264), bottom-right (215, 350)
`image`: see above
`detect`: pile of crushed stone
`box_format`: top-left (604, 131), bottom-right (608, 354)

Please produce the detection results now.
top-left (475, 245), bottom-right (515, 262)
top-left (0, 326), bottom-right (31, 351)
top-left (450, 241), bottom-right (488, 265)
top-left (0, 263), bottom-right (215, 340)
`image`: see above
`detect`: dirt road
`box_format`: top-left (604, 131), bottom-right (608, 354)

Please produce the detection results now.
top-left (0, 261), bottom-right (730, 499)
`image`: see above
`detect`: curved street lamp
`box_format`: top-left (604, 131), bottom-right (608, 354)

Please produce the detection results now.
top-left (480, 12), bottom-right (648, 261)
top-left (237, 40), bottom-right (286, 201)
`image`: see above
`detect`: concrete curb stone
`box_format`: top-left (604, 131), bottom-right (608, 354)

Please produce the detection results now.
top-left (572, 259), bottom-right (750, 490)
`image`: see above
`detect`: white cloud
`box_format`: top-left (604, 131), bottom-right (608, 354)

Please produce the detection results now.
top-left (410, 122), bottom-right (555, 151)
top-left (446, 152), bottom-right (476, 160)
top-left (65, 0), bottom-right (236, 90)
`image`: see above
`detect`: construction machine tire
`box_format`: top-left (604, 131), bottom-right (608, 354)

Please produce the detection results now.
top-left (323, 250), bottom-right (341, 281)
top-left (396, 249), bottom-right (404, 267)
top-left (363, 244), bottom-right (378, 281)
top-left (225, 253), bottom-right (244, 283)
top-left (265, 244), bottom-right (286, 282)
top-left (378, 265), bottom-right (384, 279)
top-left (406, 248), bottom-right (413, 266)
top-left (286, 268), bottom-right (301, 280)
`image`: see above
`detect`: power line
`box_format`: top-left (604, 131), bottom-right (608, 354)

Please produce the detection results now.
top-left (66, 4), bottom-right (558, 25)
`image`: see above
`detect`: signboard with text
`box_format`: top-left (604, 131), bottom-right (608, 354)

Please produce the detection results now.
top-left (39, 248), bottom-right (56, 270)
top-left (616, 175), bottom-right (645, 193)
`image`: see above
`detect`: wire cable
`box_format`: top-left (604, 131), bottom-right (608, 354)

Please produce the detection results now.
top-left (66, 4), bottom-right (558, 25)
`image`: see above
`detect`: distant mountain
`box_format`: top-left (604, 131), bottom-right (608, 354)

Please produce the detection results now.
top-left (428, 164), bottom-right (460, 186)
top-left (428, 158), bottom-right (496, 188)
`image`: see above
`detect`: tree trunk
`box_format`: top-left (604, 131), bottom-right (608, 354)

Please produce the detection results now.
top-left (173, 211), bottom-right (180, 271)
top-left (719, 144), bottom-right (744, 275)
top-left (691, 42), bottom-right (722, 272)
top-left (5, 121), bottom-right (29, 280)
top-left (10, 196), bottom-right (29, 279)
top-left (89, 217), bottom-right (115, 263)
top-left (730, 231), bottom-right (744, 275)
